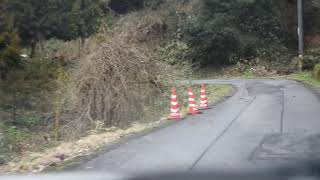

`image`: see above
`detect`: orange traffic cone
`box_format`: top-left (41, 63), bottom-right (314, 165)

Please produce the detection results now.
top-left (188, 87), bottom-right (201, 114)
top-left (169, 87), bottom-right (182, 120)
top-left (199, 84), bottom-right (209, 110)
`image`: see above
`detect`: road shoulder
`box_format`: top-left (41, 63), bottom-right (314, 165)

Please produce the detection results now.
top-left (0, 84), bottom-right (235, 174)
top-left (48, 84), bottom-right (236, 172)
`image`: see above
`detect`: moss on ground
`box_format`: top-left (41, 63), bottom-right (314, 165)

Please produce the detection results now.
top-left (288, 72), bottom-right (320, 88)
top-left (314, 64), bottom-right (320, 81)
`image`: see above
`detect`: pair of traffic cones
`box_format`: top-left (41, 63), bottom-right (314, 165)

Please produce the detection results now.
top-left (169, 84), bottom-right (209, 120)
top-left (188, 84), bottom-right (209, 114)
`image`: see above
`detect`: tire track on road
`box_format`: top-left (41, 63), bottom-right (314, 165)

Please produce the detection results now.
top-left (188, 96), bottom-right (257, 171)
top-left (280, 89), bottom-right (285, 133)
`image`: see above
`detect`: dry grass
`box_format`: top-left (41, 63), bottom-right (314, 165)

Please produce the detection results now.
top-left (0, 121), bottom-right (162, 174)
top-left (56, 30), bottom-right (190, 139)
top-left (56, 0), bottom-right (201, 137)
top-left (61, 37), bottom-right (158, 135)
top-left (0, 84), bottom-right (232, 174)
top-left (111, 0), bottom-right (201, 45)
top-left (0, 0), bottom-right (202, 171)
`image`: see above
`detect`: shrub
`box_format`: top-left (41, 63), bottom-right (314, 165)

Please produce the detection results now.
top-left (58, 34), bottom-right (179, 137)
top-left (108, 0), bottom-right (167, 14)
top-left (158, 39), bottom-right (189, 65)
top-left (302, 55), bottom-right (320, 71)
top-left (0, 32), bottom-right (22, 79)
top-left (144, 0), bottom-right (166, 9)
top-left (180, 0), bottom-right (288, 66)
top-left (108, 0), bottom-right (144, 14)
top-left (182, 16), bottom-right (241, 65)
top-left (0, 123), bottom-right (29, 163)
top-left (314, 64), bottom-right (320, 80)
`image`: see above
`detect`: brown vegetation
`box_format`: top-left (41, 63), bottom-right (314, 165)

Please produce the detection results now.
top-left (55, 29), bottom-right (187, 139)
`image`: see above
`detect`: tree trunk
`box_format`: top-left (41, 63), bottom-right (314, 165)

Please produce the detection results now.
top-left (12, 92), bottom-right (17, 123)
top-left (78, 37), bottom-right (86, 58)
top-left (54, 105), bottom-right (61, 141)
top-left (279, 1), bottom-right (289, 33)
top-left (30, 40), bottom-right (37, 58)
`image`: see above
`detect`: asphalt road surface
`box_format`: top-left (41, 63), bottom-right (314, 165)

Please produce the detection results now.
top-left (73, 79), bottom-right (320, 175)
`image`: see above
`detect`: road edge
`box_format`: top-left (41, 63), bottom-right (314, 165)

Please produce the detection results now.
top-left (293, 80), bottom-right (320, 101)
top-left (44, 84), bottom-right (237, 172)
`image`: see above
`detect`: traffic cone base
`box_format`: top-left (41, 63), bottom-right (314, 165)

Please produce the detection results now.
top-left (199, 106), bottom-right (209, 110)
top-left (169, 112), bottom-right (183, 119)
top-left (188, 109), bottom-right (202, 115)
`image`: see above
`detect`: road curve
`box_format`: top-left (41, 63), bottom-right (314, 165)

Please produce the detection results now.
top-left (73, 79), bottom-right (320, 175)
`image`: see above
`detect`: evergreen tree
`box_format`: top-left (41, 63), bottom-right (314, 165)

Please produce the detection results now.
top-left (71, 0), bottom-right (104, 41)
top-left (3, 0), bottom-right (104, 57)
top-left (0, 32), bottom-right (21, 79)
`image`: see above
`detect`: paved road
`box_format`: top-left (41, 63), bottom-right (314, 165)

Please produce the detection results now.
top-left (74, 79), bottom-right (320, 175)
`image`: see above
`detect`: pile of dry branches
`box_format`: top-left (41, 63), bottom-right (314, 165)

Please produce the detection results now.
top-left (66, 36), bottom-right (168, 135)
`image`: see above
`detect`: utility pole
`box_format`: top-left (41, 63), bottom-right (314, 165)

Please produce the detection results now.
top-left (297, 0), bottom-right (304, 57)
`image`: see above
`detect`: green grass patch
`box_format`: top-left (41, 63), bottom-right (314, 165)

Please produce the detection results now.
top-left (0, 123), bottom-right (30, 164)
top-left (242, 70), bottom-right (255, 78)
top-left (179, 84), bottom-right (233, 116)
top-left (152, 84), bottom-right (233, 118)
top-left (314, 64), bottom-right (320, 80)
top-left (288, 71), bottom-right (320, 88)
